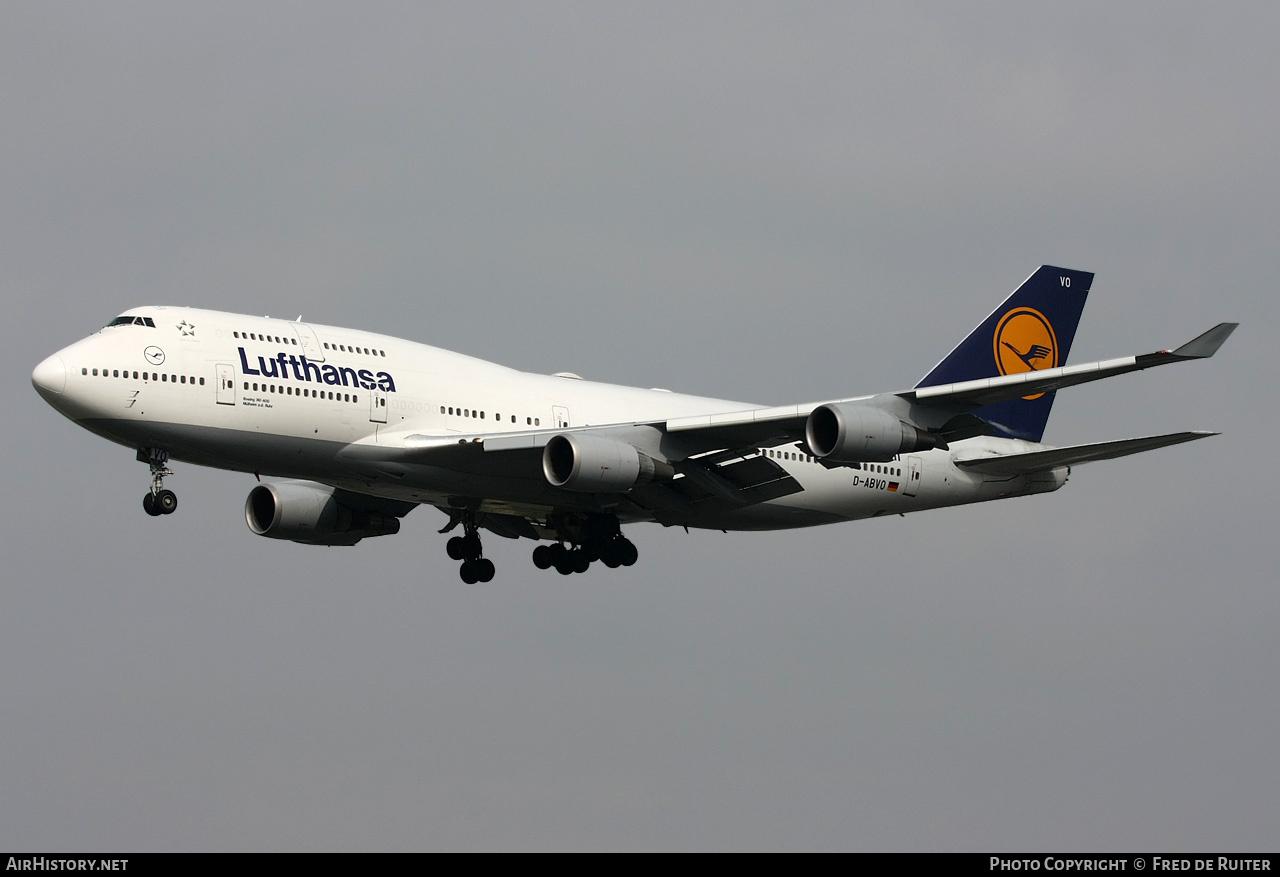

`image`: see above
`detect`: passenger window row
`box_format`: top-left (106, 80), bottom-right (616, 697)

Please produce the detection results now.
top-left (761, 447), bottom-right (903, 477)
top-left (232, 331), bottom-right (387, 359)
top-left (323, 341), bottom-right (386, 357)
top-left (244, 382), bottom-right (357, 403)
top-left (764, 447), bottom-right (814, 464)
top-left (233, 331), bottom-right (298, 346)
top-left (860, 463), bottom-right (901, 476)
top-left (85, 367), bottom-right (204, 386)
top-left (439, 406), bottom-right (540, 427)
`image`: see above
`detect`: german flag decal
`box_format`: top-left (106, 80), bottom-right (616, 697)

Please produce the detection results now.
top-left (888, 482), bottom-right (899, 492)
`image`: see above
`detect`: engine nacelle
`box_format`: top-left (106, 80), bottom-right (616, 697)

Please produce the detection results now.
top-left (245, 482), bottom-right (401, 546)
top-left (805, 402), bottom-right (942, 463)
top-left (542, 433), bottom-right (674, 492)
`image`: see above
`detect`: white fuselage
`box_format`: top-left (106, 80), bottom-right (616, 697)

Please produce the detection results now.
top-left (32, 306), bottom-right (1067, 532)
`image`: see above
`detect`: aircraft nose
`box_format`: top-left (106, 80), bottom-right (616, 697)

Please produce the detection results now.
top-left (32, 354), bottom-right (67, 401)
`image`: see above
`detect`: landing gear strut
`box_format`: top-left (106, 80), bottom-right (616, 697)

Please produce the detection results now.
top-left (439, 511), bottom-right (495, 583)
top-left (138, 448), bottom-right (177, 517)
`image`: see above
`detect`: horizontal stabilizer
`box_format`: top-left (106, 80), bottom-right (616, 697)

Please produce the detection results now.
top-left (954, 431), bottom-right (1217, 476)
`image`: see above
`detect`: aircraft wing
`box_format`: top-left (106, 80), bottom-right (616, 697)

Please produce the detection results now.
top-left (394, 325), bottom-right (1233, 478)
top-left (902, 322), bottom-right (1238, 409)
top-left (662, 322), bottom-right (1238, 448)
top-left (952, 431), bottom-right (1217, 476)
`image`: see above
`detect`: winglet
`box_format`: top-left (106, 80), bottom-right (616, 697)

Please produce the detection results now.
top-left (1172, 322), bottom-right (1238, 359)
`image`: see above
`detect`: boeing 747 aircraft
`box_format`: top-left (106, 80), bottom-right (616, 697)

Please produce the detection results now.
top-left (31, 266), bottom-right (1235, 582)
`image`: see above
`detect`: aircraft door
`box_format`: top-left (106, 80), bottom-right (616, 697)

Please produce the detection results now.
top-left (290, 322), bottom-right (326, 362)
top-left (369, 390), bottom-right (388, 423)
top-left (903, 456), bottom-right (922, 497)
top-left (553, 405), bottom-right (570, 428)
top-left (215, 363), bottom-right (236, 405)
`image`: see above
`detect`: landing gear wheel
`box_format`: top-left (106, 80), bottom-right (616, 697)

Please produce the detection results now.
top-left (476, 558), bottom-right (496, 583)
top-left (139, 447), bottom-right (175, 518)
top-left (460, 533), bottom-right (482, 560)
top-left (447, 536), bottom-right (466, 560)
top-left (599, 537), bottom-right (635, 567)
top-left (459, 560), bottom-right (480, 584)
top-left (532, 544), bottom-right (553, 569)
top-left (155, 489), bottom-right (178, 515)
top-left (571, 550), bottom-right (591, 574)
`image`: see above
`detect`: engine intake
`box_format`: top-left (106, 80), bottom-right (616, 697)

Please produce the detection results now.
top-left (245, 482), bottom-right (401, 546)
top-left (543, 434), bottom-right (674, 492)
top-left (805, 402), bottom-right (942, 463)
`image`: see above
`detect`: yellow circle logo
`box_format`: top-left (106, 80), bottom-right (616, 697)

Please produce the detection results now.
top-left (993, 308), bottom-right (1057, 400)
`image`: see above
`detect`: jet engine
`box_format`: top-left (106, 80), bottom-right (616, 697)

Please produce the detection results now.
top-left (542, 434), bottom-right (675, 492)
top-left (805, 402), bottom-right (943, 463)
top-left (245, 482), bottom-right (401, 546)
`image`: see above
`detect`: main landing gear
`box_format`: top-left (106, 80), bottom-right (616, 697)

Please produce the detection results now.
top-left (440, 512), bottom-right (495, 584)
top-left (138, 448), bottom-right (177, 517)
top-left (437, 511), bottom-right (638, 582)
top-left (531, 514), bottom-right (638, 576)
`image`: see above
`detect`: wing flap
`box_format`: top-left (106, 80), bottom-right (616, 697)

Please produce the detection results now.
top-left (954, 431), bottom-right (1217, 476)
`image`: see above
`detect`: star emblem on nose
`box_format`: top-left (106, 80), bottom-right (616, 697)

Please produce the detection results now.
top-left (177, 320), bottom-right (196, 336)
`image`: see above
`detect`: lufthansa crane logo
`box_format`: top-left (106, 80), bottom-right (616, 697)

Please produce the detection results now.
top-left (143, 346), bottom-right (166, 366)
top-left (993, 308), bottom-right (1057, 400)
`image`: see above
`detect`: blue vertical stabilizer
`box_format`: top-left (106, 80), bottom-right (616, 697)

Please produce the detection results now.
top-left (915, 266), bottom-right (1094, 442)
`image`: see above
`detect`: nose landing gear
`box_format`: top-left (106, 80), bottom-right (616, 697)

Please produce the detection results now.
top-left (138, 448), bottom-right (177, 517)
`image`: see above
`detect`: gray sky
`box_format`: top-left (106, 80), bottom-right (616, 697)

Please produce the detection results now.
top-left (3, 1), bottom-right (1277, 851)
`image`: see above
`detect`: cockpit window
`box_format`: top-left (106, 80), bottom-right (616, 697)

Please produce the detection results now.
top-left (106, 316), bottom-right (156, 328)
